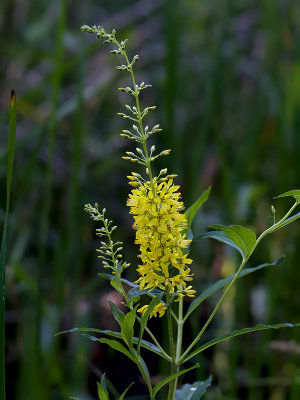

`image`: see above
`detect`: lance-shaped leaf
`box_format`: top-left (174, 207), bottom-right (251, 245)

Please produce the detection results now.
top-left (97, 374), bottom-right (109, 400)
top-left (98, 273), bottom-right (137, 288)
top-left (119, 382), bottom-right (134, 400)
top-left (183, 322), bottom-right (300, 362)
top-left (107, 299), bottom-right (125, 328)
top-left (121, 306), bottom-right (137, 349)
top-left (175, 376), bottom-right (212, 400)
top-left (58, 327), bottom-right (165, 358)
top-left (98, 338), bottom-right (136, 362)
top-left (138, 294), bottom-right (163, 353)
top-left (185, 187), bottom-right (211, 230)
top-left (152, 364), bottom-right (200, 397)
top-left (127, 287), bottom-right (163, 304)
top-left (207, 224), bottom-right (256, 259)
top-left (185, 258), bottom-right (284, 319)
top-left (275, 190), bottom-right (300, 202)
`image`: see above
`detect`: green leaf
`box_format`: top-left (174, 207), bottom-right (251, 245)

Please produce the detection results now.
top-left (152, 364), bottom-right (199, 397)
top-left (97, 376), bottom-right (109, 400)
top-left (194, 231), bottom-right (242, 255)
top-left (100, 374), bottom-right (109, 397)
top-left (119, 382), bottom-right (134, 400)
top-left (98, 338), bottom-right (135, 362)
top-left (121, 307), bottom-right (137, 349)
top-left (110, 277), bottom-right (123, 293)
top-left (107, 299), bottom-right (125, 328)
top-left (175, 376), bottom-right (212, 400)
top-left (184, 322), bottom-right (300, 362)
top-left (185, 258), bottom-right (284, 319)
top-left (1, 90), bottom-right (17, 400)
top-left (98, 273), bottom-right (137, 288)
top-left (275, 190), bottom-right (300, 202)
top-left (138, 294), bottom-right (163, 352)
top-left (127, 287), bottom-right (162, 301)
top-left (185, 187), bottom-right (211, 229)
top-left (58, 327), bottom-right (165, 358)
top-left (207, 224), bottom-right (256, 259)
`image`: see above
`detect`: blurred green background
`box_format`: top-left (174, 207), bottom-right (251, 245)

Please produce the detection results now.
top-left (1, 0), bottom-right (300, 399)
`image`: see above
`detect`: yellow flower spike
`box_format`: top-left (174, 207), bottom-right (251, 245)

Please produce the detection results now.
top-left (127, 178), bottom-right (194, 305)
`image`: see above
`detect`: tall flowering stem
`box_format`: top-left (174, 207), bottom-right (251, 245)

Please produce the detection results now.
top-left (81, 24), bottom-right (196, 399)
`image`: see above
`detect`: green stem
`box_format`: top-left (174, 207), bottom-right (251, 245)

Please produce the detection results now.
top-left (136, 359), bottom-right (154, 399)
top-left (180, 200), bottom-right (299, 363)
top-left (180, 257), bottom-right (247, 362)
top-left (166, 289), bottom-right (177, 400)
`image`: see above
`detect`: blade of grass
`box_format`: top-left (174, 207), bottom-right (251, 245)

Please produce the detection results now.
top-left (0, 90), bottom-right (17, 400)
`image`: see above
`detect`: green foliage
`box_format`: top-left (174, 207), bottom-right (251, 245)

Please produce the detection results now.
top-left (208, 224), bottom-right (256, 259)
top-left (175, 376), bottom-right (212, 400)
top-left (183, 322), bottom-right (300, 362)
top-left (185, 186), bottom-right (211, 230)
top-left (185, 258), bottom-right (284, 320)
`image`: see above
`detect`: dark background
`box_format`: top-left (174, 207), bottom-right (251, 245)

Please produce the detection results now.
top-left (1, 0), bottom-right (300, 399)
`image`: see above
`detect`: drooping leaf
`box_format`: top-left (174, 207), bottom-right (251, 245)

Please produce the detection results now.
top-left (119, 382), bottom-right (134, 400)
top-left (185, 258), bottom-right (284, 319)
top-left (183, 322), bottom-right (300, 362)
top-left (107, 299), bottom-right (125, 328)
top-left (194, 231), bottom-right (243, 256)
top-left (98, 338), bottom-right (135, 362)
top-left (152, 364), bottom-right (200, 397)
top-left (275, 190), bottom-right (300, 202)
top-left (207, 224), bottom-right (256, 259)
top-left (185, 187), bottom-right (211, 229)
top-left (58, 327), bottom-right (164, 358)
top-left (175, 376), bottom-right (212, 400)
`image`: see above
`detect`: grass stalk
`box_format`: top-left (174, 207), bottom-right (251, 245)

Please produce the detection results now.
top-left (0, 90), bottom-right (17, 400)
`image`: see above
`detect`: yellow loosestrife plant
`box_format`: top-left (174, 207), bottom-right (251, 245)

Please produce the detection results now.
top-left (62, 25), bottom-right (300, 400)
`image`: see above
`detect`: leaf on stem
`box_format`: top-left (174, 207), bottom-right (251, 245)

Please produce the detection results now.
top-left (183, 322), bottom-right (300, 362)
top-left (205, 224), bottom-right (256, 259)
top-left (107, 299), bottom-right (125, 328)
top-left (118, 382), bottom-right (134, 400)
top-left (152, 364), bottom-right (200, 397)
top-left (275, 190), bottom-right (300, 202)
top-left (185, 187), bottom-right (211, 230)
top-left (98, 338), bottom-right (136, 362)
top-left (98, 273), bottom-right (137, 288)
top-left (121, 306), bottom-right (137, 349)
top-left (185, 258), bottom-right (284, 319)
top-left (57, 327), bottom-right (165, 358)
top-left (174, 376), bottom-right (212, 400)
top-left (138, 294), bottom-right (163, 352)
top-left (97, 374), bottom-right (109, 400)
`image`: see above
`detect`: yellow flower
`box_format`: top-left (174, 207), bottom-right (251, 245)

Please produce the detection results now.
top-left (127, 178), bottom-right (194, 304)
top-left (138, 302), bottom-right (167, 318)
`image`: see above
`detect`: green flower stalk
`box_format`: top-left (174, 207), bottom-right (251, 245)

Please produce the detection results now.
top-left (81, 24), bottom-right (196, 319)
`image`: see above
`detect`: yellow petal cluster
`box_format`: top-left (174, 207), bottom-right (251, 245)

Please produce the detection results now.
top-left (127, 178), bottom-right (195, 311)
top-left (137, 303), bottom-right (167, 318)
